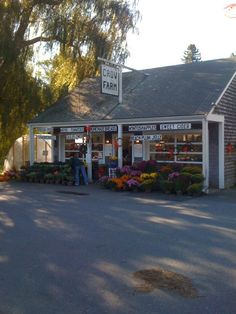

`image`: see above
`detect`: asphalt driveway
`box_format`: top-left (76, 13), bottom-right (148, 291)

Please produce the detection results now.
top-left (0, 182), bottom-right (235, 314)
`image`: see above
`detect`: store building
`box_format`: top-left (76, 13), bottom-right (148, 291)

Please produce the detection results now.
top-left (28, 58), bottom-right (236, 189)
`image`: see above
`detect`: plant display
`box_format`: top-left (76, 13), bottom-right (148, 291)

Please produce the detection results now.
top-left (19, 162), bottom-right (75, 185)
top-left (16, 160), bottom-right (204, 196)
top-left (98, 161), bottom-right (204, 196)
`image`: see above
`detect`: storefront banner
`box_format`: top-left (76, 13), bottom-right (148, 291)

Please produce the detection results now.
top-left (37, 127), bottom-right (52, 132)
top-left (159, 123), bottom-right (192, 130)
top-left (131, 134), bottom-right (162, 141)
top-left (91, 126), bottom-right (117, 132)
top-left (60, 127), bottom-right (84, 133)
top-left (37, 135), bottom-right (56, 140)
top-left (101, 64), bottom-right (119, 96)
top-left (128, 124), bottom-right (157, 132)
top-left (66, 134), bottom-right (83, 140)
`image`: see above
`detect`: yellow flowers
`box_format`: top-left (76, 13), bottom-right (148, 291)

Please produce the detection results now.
top-left (140, 172), bottom-right (158, 181)
top-left (109, 156), bottom-right (118, 161)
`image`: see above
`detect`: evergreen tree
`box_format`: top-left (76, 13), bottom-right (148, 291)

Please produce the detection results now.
top-left (182, 44), bottom-right (202, 63)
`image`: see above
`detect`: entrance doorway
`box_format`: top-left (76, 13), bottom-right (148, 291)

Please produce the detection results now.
top-left (123, 134), bottom-right (132, 165)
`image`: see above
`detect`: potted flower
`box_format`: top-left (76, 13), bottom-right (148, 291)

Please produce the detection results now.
top-left (108, 156), bottom-right (118, 168)
top-left (125, 178), bottom-right (140, 192)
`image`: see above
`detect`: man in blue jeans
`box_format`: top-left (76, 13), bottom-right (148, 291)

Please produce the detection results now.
top-left (70, 153), bottom-right (88, 186)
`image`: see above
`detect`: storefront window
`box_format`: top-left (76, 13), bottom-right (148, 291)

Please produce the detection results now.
top-left (92, 134), bottom-right (104, 161)
top-left (149, 133), bottom-right (202, 164)
top-left (65, 135), bottom-right (87, 160)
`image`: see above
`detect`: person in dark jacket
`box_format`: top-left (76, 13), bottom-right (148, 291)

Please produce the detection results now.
top-left (70, 152), bottom-right (88, 186)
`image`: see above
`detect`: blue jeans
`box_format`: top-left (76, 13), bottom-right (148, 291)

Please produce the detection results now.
top-left (74, 165), bottom-right (88, 185)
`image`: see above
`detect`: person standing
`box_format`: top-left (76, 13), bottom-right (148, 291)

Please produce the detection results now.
top-left (70, 152), bottom-right (88, 186)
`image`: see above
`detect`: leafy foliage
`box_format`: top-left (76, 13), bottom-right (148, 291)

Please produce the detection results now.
top-left (0, 0), bottom-right (139, 165)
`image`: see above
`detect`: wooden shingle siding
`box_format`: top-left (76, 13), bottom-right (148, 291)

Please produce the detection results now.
top-left (214, 76), bottom-right (236, 187)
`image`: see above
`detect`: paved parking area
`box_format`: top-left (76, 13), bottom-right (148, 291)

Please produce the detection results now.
top-left (0, 182), bottom-right (236, 314)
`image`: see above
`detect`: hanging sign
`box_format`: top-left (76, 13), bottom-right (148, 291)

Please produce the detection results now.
top-left (159, 123), bottom-right (192, 131)
top-left (60, 127), bottom-right (84, 133)
top-left (128, 124), bottom-right (157, 132)
top-left (37, 135), bottom-right (56, 140)
top-left (131, 134), bottom-right (162, 141)
top-left (101, 64), bottom-right (119, 96)
top-left (91, 125), bottom-right (117, 132)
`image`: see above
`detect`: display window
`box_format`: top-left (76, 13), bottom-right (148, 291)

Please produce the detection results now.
top-left (149, 132), bottom-right (202, 164)
top-left (64, 135), bottom-right (87, 160)
top-left (91, 133), bottom-right (104, 161)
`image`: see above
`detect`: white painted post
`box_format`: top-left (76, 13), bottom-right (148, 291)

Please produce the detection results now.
top-left (202, 119), bottom-right (209, 191)
top-left (86, 138), bottom-right (92, 182)
top-left (118, 124), bottom-right (123, 168)
top-left (218, 122), bottom-right (225, 189)
top-left (29, 125), bottom-right (35, 165)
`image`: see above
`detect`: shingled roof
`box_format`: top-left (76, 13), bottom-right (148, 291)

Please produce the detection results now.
top-left (30, 58), bottom-right (236, 124)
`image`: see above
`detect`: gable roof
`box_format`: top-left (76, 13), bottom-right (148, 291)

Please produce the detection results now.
top-left (30, 58), bottom-right (236, 124)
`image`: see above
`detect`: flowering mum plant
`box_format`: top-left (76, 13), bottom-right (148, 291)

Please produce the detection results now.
top-left (125, 178), bottom-right (140, 190)
top-left (109, 156), bottom-right (118, 161)
top-left (168, 172), bottom-right (180, 180)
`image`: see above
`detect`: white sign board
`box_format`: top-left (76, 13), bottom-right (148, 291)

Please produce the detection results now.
top-left (60, 127), bottom-right (84, 133)
top-left (133, 143), bottom-right (143, 158)
top-left (128, 125), bottom-right (157, 132)
top-left (131, 134), bottom-right (162, 141)
top-left (101, 64), bottom-right (119, 96)
top-left (160, 123), bottom-right (192, 131)
top-left (66, 134), bottom-right (83, 140)
top-left (37, 127), bottom-right (53, 132)
top-left (37, 135), bottom-right (56, 140)
top-left (91, 125), bottom-right (117, 132)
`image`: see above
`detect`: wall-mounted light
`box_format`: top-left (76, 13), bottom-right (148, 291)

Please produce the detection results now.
top-left (105, 133), bottom-right (112, 144)
top-left (135, 140), bottom-right (140, 144)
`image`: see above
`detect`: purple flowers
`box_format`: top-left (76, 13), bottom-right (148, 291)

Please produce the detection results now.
top-left (126, 178), bottom-right (140, 188)
top-left (168, 172), bottom-right (180, 180)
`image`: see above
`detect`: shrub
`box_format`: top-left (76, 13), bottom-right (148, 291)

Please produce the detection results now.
top-left (159, 165), bottom-right (173, 179)
top-left (173, 174), bottom-right (191, 194)
top-left (191, 174), bottom-right (204, 184)
top-left (140, 178), bottom-right (156, 191)
top-left (187, 183), bottom-right (203, 195)
top-left (159, 180), bottom-right (174, 193)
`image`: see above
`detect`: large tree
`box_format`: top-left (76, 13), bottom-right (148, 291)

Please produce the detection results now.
top-left (182, 44), bottom-right (201, 64)
top-left (0, 0), bottom-right (139, 166)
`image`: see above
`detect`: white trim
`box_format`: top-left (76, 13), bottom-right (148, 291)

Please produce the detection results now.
top-left (118, 124), bottom-right (123, 168)
top-left (218, 122), bottom-right (225, 189)
top-left (209, 71), bottom-right (236, 114)
top-left (207, 113), bottom-right (224, 123)
top-left (28, 115), bottom-right (205, 129)
top-left (86, 139), bottom-right (92, 182)
top-left (202, 118), bottom-right (209, 192)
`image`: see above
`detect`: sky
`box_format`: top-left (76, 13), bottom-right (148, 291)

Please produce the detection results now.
top-left (126, 0), bottom-right (236, 70)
